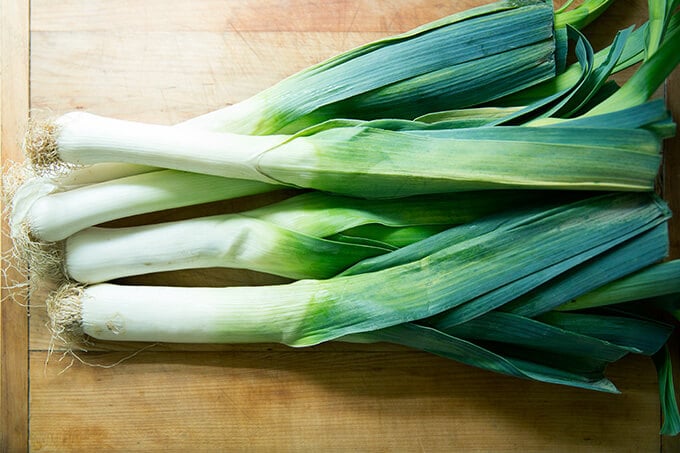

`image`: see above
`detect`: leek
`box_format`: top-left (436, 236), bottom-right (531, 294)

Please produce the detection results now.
top-left (17, 0), bottom-right (569, 195)
top-left (22, 2), bottom-right (677, 197)
top-left (62, 191), bottom-right (549, 283)
top-left (180, 0), bottom-right (561, 134)
top-left (25, 112), bottom-right (665, 197)
top-left (22, 0), bottom-right (680, 433)
top-left (65, 218), bottom-right (388, 283)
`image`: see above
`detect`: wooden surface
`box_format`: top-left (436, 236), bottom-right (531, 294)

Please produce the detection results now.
top-left (0, 0), bottom-right (29, 450)
top-left (1, 0), bottom-right (679, 451)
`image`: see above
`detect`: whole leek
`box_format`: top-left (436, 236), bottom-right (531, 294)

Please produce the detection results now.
top-left (180, 0), bottom-right (561, 134)
top-left (25, 111), bottom-right (667, 198)
top-left (18, 0), bottom-right (680, 438)
top-left (60, 191), bottom-right (552, 283)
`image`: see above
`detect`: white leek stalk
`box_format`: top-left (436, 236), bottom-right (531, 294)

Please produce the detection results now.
top-left (45, 163), bottom-right (157, 187)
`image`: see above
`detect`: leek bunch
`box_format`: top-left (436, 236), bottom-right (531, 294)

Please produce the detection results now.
top-left (48, 193), bottom-right (675, 393)
top-left (8, 0), bottom-right (680, 437)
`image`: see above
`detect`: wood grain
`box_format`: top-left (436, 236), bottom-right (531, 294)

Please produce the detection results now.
top-left (30, 31), bottom-right (389, 124)
top-left (30, 0), bottom-right (459, 33)
top-left (8, 0), bottom-right (679, 450)
top-left (30, 352), bottom-right (660, 452)
top-left (0, 0), bottom-right (29, 449)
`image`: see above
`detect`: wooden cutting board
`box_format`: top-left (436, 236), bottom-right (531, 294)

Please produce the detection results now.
top-left (2, 0), bottom-right (680, 451)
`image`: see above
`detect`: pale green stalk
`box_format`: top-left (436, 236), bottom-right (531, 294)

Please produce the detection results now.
top-left (553, 0), bottom-right (618, 29)
top-left (645, 0), bottom-right (680, 58)
top-left (414, 107), bottom-right (524, 127)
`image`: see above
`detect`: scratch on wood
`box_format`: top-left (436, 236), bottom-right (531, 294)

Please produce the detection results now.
top-left (227, 23), bottom-right (262, 64)
top-left (343, 4), bottom-right (361, 48)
